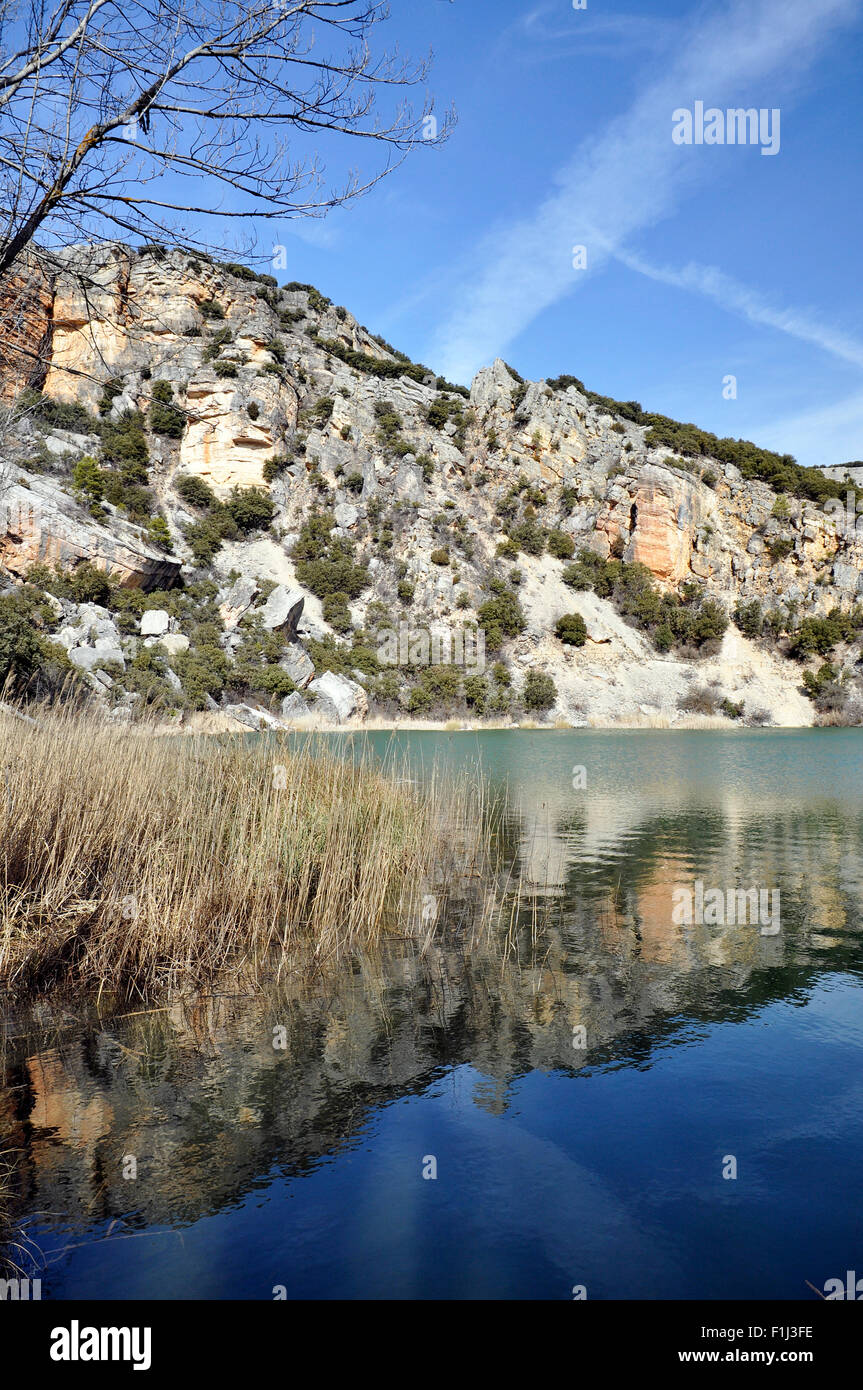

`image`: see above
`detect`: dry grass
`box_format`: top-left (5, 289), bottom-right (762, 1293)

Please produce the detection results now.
top-left (0, 707), bottom-right (497, 999)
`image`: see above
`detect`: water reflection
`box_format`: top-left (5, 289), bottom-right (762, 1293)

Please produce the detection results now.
top-left (2, 730), bottom-right (863, 1296)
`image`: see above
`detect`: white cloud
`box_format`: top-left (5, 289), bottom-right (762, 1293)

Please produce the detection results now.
top-left (429, 0), bottom-right (860, 383)
top-left (752, 389), bottom-right (863, 468)
top-left (500, 5), bottom-right (675, 61)
top-left (613, 249), bottom-right (863, 372)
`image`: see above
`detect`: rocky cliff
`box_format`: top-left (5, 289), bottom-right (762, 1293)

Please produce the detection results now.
top-left (1, 241), bottom-right (861, 727)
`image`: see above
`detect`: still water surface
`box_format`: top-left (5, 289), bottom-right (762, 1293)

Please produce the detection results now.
top-left (2, 730), bottom-right (863, 1298)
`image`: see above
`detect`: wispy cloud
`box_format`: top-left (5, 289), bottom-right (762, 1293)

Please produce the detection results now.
top-left (498, 4), bottom-right (675, 62)
top-left (429, 0), bottom-right (860, 382)
top-left (613, 248), bottom-right (863, 372)
top-left (752, 388), bottom-right (863, 467)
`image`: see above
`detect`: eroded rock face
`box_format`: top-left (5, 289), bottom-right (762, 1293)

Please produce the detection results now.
top-left (43, 244), bottom-right (135, 408)
top-left (0, 474), bottom-right (180, 590)
top-left (180, 376), bottom-right (295, 492)
top-left (595, 465), bottom-right (718, 583)
top-left (0, 252), bottom-right (54, 402)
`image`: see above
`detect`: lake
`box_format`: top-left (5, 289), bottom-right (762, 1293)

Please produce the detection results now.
top-left (2, 729), bottom-right (863, 1299)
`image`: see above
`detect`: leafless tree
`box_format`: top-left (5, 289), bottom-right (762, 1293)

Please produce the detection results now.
top-left (0, 0), bottom-right (452, 276)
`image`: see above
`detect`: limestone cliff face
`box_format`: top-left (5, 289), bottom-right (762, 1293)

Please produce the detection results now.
top-left (1, 473), bottom-right (180, 589)
top-left (0, 252), bottom-right (53, 402)
top-left (1, 241), bottom-right (861, 724)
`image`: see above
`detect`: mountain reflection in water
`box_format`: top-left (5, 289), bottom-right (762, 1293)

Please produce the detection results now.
top-left (2, 730), bottom-right (863, 1299)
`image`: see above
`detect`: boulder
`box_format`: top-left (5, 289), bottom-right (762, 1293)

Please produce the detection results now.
top-left (259, 585), bottom-right (304, 635)
top-left (69, 642), bottom-right (124, 672)
top-left (218, 576), bottom-right (258, 629)
top-left (307, 670), bottom-right (368, 723)
top-left (280, 642), bottom-right (315, 689)
top-left (158, 633), bottom-right (190, 656)
top-left (140, 609), bottom-right (170, 637)
top-left (224, 703), bottom-right (285, 731)
top-left (280, 691), bottom-right (311, 720)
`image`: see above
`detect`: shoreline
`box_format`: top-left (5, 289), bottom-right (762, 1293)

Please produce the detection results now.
top-left (150, 710), bottom-right (827, 736)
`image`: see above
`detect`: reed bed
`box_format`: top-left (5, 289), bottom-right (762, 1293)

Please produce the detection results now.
top-left (0, 707), bottom-right (498, 998)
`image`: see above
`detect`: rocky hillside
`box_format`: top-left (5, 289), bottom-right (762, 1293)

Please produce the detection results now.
top-left (1, 241), bottom-right (862, 728)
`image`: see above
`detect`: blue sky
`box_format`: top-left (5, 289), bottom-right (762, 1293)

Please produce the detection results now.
top-left (236, 0), bottom-right (863, 468)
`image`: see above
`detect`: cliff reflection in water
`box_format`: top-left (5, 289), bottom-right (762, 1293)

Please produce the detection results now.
top-left (2, 755), bottom-right (862, 1267)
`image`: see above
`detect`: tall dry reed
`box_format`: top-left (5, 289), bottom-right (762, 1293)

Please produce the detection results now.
top-left (0, 708), bottom-right (496, 997)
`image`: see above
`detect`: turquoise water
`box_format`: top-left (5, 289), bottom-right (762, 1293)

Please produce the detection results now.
top-left (2, 730), bottom-right (862, 1299)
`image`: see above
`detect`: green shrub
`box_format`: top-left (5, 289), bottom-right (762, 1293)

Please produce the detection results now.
top-left (306, 331), bottom-right (432, 385)
top-left (0, 589), bottom-right (70, 692)
top-left (426, 394), bottom-right (465, 434)
top-left (522, 669), bottom-right (557, 712)
top-left (555, 612), bottom-right (588, 646)
top-left (262, 456), bottom-right (289, 484)
top-left (146, 516), bottom-right (173, 552)
top-left (547, 529), bottom-right (575, 560)
top-left (463, 675), bottom-right (489, 712)
top-left (509, 519), bottom-right (546, 556)
top-left (766, 536), bottom-right (795, 562)
top-left (225, 487), bottom-right (276, 532)
top-left (292, 513), bottom-right (370, 599)
top-left (790, 610), bottom-right (861, 659)
top-left (184, 511), bottom-right (239, 566)
top-left (199, 298), bottom-right (225, 319)
top-left (166, 645), bottom-right (226, 708)
top-left (322, 591), bottom-right (353, 633)
top-left (149, 380), bottom-right (185, 438)
top-left (431, 548), bottom-right (450, 566)
top-left (15, 388), bottom-right (99, 435)
top-left (478, 591), bottom-right (526, 641)
top-left (203, 328), bottom-right (234, 361)
top-left (406, 664), bottom-right (462, 713)
top-left (98, 376), bottom-right (124, 416)
top-left (802, 662), bottom-right (839, 700)
top-left (100, 410), bottom-right (149, 468)
top-left (373, 399), bottom-right (413, 458)
top-left (175, 474), bottom-right (218, 510)
top-left (72, 455), bottom-right (103, 501)
top-left (562, 548), bottom-right (727, 652)
top-left (733, 600), bottom-right (763, 639)
top-left (70, 562), bottom-right (112, 604)
top-left (720, 697), bottom-right (745, 719)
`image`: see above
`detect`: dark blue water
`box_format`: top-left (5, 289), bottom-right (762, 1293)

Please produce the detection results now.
top-left (3, 730), bottom-right (863, 1299)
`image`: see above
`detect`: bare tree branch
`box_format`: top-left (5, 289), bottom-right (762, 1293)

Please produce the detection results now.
top-left (0, 0), bottom-right (454, 275)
